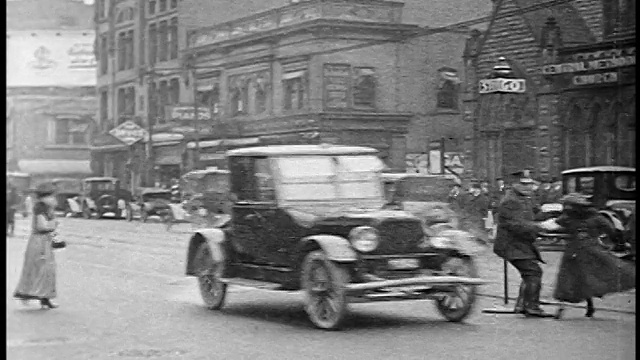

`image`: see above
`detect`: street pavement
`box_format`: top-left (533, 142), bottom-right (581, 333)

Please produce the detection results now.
top-left (6, 217), bottom-right (636, 360)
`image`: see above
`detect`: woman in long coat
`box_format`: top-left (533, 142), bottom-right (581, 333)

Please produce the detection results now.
top-left (13, 183), bottom-right (60, 309)
top-left (541, 193), bottom-right (636, 319)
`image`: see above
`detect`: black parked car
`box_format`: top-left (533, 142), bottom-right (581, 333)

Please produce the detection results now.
top-left (127, 188), bottom-right (172, 222)
top-left (537, 166), bottom-right (636, 252)
top-left (184, 145), bottom-right (487, 330)
top-left (79, 177), bottom-right (132, 219)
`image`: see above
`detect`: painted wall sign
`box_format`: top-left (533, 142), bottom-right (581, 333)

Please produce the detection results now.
top-left (478, 78), bottom-right (526, 94)
top-left (7, 31), bottom-right (96, 87)
top-left (109, 120), bottom-right (148, 146)
top-left (323, 64), bottom-right (351, 109)
top-left (542, 46), bottom-right (636, 75)
top-left (572, 72), bottom-right (619, 86)
top-left (166, 105), bottom-right (213, 121)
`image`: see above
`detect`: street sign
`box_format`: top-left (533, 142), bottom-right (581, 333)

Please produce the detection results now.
top-left (479, 78), bottom-right (526, 94)
top-left (109, 120), bottom-right (148, 146)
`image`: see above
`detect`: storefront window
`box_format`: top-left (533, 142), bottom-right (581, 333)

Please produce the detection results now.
top-left (436, 67), bottom-right (461, 110)
top-left (353, 67), bottom-right (376, 108)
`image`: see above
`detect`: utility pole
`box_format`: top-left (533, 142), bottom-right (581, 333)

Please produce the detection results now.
top-left (191, 67), bottom-right (201, 170)
top-left (146, 69), bottom-right (156, 187)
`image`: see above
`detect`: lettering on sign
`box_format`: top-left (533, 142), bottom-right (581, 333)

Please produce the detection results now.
top-left (323, 64), bottom-right (351, 109)
top-left (478, 78), bottom-right (526, 94)
top-left (572, 72), bottom-right (618, 86)
top-left (67, 43), bottom-right (97, 69)
top-left (109, 120), bottom-right (148, 146)
top-left (167, 106), bottom-right (212, 121)
top-left (542, 54), bottom-right (636, 75)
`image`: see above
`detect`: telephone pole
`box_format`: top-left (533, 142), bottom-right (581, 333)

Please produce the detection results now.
top-left (146, 69), bottom-right (156, 187)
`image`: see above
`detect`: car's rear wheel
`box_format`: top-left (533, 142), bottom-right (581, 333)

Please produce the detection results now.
top-left (195, 243), bottom-right (227, 310)
top-left (301, 250), bottom-right (350, 330)
top-left (435, 256), bottom-right (478, 322)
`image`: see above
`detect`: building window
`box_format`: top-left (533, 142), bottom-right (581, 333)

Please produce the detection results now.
top-left (100, 90), bottom-right (108, 124)
top-left (125, 87), bottom-right (136, 116)
top-left (352, 67), bottom-right (376, 108)
top-left (170, 0), bottom-right (177, 9)
top-left (196, 79), bottom-right (220, 115)
top-left (169, 17), bottom-right (178, 60)
top-left (148, 0), bottom-right (156, 15)
top-left (126, 30), bottom-right (135, 69)
top-left (229, 76), bottom-right (249, 116)
top-left (253, 75), bottom-right (269, 114)
top-left (117, 88), bottom-right (126, 118)
top-left (158, 20), bottom-right (168, 62)
top-left (436, 67), bottom-right (461, 110)
top-left (283, 71), bottom-right (306, 110)
top-left (564, 105), bottom-right (593, 168)
top-left (49, 118), bottom-right (89, 145)
top-left (169, 78), bottom-right (180, 105)
top-left (117, 32), bottom-right (126, 71)
top-left (139, 30), bottom-right (146, 66)
top-left (148, 23), bottom-right (157, 66)
top-left (99, 34), bottom-right (108, 75)
top-left (159, 0), bottom-right (167, 12)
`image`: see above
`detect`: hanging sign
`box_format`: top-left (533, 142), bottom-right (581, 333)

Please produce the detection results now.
top-left (479, 78), bottom-right (526, 94)
top-left (109, 120), bottom-right (148, 146)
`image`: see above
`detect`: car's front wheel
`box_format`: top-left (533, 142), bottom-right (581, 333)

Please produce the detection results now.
top-left (435, 256), bottom-right (478, 322)
top-left (195, 243), bottom-right (227, 310)
top-left (301, 250), bottom-right (350, 330)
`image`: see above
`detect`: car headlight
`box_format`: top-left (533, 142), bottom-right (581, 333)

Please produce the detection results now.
top-left (349, 226), bottom-right (379, 253)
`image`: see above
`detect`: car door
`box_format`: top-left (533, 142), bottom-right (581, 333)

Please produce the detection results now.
top-left (230, 157), bottom-right (280, 264)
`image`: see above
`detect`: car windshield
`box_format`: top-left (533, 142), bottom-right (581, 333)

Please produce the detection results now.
top-left (275, 155), bottom-right (385, 202)
top-left (565, 175), bottom-right (594, 195)
top-left (89, 181), bottom-right (116, 191)
top-left (615, 174), bottom-right (636, 191)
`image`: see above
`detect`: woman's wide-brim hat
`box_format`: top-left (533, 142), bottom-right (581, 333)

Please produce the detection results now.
top-left (31, 182), bottom-right (57, 196)
top-left (560, 193), bottom-right (592, 206)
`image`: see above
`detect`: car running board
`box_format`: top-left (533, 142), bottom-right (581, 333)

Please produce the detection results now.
top-left (220, 278), bottom-right (283, 290)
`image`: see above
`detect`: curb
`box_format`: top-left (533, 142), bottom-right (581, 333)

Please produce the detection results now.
top-left (477, 292), bottom-right (637, 315)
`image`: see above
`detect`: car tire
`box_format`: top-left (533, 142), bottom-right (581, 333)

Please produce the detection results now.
top-left (435, 256), bottom-right (478, 322)
top-left (301, 250), bottom-right (350, 330)
top-left (195, 243), bottom-right (227, 310)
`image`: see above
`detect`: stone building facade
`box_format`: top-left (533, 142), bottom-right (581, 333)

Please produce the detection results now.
top-left (6, 0), bottom-right (96, 183)
top-left (463, 0), bottom-right (635, 183)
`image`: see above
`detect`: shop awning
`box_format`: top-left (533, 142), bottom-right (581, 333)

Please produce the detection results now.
top-left (18, 159), bottom-right (92, 175)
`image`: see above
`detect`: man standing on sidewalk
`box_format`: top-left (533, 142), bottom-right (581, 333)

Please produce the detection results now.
top-left (493, 170), bottom-right (553, 318)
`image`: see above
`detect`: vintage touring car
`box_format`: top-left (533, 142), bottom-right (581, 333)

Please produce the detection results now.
top-left (184, 145), bottom-right (487, 330)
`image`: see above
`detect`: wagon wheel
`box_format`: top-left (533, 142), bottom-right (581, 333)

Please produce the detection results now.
top-left (301, 251), bottom-right (350, 330)
top-left (195, 243), bottom-right (227, 310)
top-left (435, 256), bottom-right (478, 322)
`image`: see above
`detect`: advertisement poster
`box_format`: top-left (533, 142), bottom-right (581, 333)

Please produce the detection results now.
top-left (7, 31), bottom-right (96, 87)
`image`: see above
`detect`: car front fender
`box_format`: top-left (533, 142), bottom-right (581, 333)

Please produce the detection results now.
top-left (298, 235), bottom-right (358, 263)
top-left (185, 228), bottom-right (226, 276)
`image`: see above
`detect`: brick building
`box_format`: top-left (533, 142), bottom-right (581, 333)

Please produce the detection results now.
top-left (6, 0), bottom-right (96, 183)
top-left (91, 0), bottom-right (491, 186)
top-left (181, 0), bottom-right (492, 174)
top-left (463, 0), bottom-right (636, 182)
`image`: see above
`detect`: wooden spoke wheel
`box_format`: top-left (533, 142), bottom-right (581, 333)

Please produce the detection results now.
top-left (195, 243), bottom-right (227, 310)
top-left (435, 256), bottom-right (478, 322)
top-left (301, 251), bottom-right (350, 330)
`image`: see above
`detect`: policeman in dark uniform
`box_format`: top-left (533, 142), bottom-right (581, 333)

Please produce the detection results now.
top-left (493, 170), bottom-right (553, 317)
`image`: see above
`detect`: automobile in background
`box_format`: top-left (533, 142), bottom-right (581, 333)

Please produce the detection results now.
top-left (49, 178), bottom-right (83, 216)
top-left (184, 145), bottom-right (487, 330)
top-left (79, 177), bottom-right (132, 219)
top-left (537, 166), bottom-right (636, 252)
top-left (127, 188), bottom-right (172, 222)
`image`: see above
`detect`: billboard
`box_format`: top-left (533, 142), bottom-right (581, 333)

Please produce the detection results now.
top-left (7, 31), bottom-right (96, 87)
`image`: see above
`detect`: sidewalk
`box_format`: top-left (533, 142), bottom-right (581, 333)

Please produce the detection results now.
top-left (475, 248), bottom-right (636, 313)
